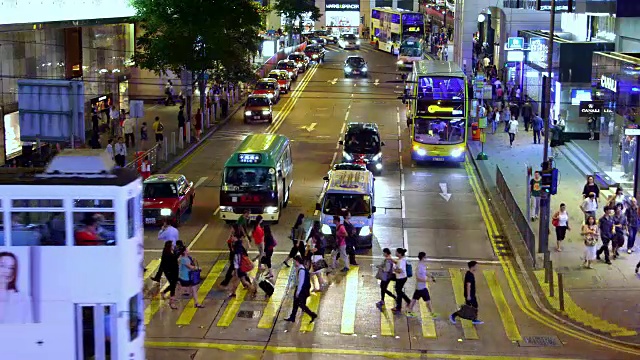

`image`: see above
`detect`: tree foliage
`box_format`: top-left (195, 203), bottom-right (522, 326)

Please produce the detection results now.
top-left (131, 0), bottom-right (262, 81)
top-left (272, 0), bottom-right (321, 33)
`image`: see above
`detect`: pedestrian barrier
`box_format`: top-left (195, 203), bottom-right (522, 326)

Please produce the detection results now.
top-left (126, 144), bottom-right (162, 172)
top-left (495, 165), bottom-right (536, 263)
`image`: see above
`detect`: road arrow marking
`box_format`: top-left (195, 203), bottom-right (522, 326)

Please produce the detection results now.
top-left (330, 78), bottom-right (338, 85)
top-left (374, 79), bottom-right (380, 86)
top-left (300, 123), bottom-right (317, 132)
top-left (439, 183), bottom-right (451, 202)
top-left (195, 177), bottom-right (208, 188)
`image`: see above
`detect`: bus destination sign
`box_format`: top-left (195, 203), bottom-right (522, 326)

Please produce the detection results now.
top-left (238, 153), bottom-right (262, 164)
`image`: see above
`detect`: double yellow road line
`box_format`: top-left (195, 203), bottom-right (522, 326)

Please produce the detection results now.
top-left (265, 65), bottom-right (318, 135)
top-left (464, 160), bottom-right (640, 356)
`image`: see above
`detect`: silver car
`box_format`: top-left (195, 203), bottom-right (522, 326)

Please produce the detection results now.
top-left (339, 33), bottom-right (360, 50)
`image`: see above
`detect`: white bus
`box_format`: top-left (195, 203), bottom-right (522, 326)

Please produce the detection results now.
top-left (0, 150), bottom-right (145, 360)
top-left (371, 8), bottom-right (425, 55)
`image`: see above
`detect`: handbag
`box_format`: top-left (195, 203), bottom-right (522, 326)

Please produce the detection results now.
top-left (457, 304), bottom-right (478, 320)
top-left (552, 218), bottom-right (559, 227)
top-left (188, 259), bottom-right (201, 285)
top-left (312, 259), bottom-right (328, 271)
top-left (239, 254), bottom-right (254, 272)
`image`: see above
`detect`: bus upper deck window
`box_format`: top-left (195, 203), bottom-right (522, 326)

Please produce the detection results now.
top-left (10, 199), bottom-right (65, 246)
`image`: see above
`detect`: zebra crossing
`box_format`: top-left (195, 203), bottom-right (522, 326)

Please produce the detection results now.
top-left (143, 255), bottom-right (526, 342)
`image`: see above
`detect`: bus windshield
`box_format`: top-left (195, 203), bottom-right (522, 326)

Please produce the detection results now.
top-left (414, 118), bottom-right (466, 145)
top-left (223, 167), bottom-right (276, 191)
top-left (400, 45), bottom-right (422, 57)
top-left (323, 194), bottom-right (371, 217)
top-left (417, 76), bottom-right (465, 100)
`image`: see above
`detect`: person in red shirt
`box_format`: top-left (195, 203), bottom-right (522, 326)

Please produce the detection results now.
top-left (75, 216), bottom-right (103, 246)
top-left (331, 215), bottom-right (349, 272)
top-left (252, 215), bottom-right (265, 262)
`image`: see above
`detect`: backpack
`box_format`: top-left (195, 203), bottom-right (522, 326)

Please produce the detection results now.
top-left (406, 262), bottom-right (413, 278)
top-left (157, 123), bottom-right (164, 132)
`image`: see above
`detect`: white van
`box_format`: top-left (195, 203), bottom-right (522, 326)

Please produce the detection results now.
top-left (316, 170), bottom-right (376, 248)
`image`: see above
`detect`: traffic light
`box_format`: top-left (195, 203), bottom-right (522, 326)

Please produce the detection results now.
top-left (540, 168), bottom-right (559, 195)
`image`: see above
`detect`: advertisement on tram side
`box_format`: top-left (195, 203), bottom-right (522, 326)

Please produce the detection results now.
top-left (0, 247), bottom-right (37, 324)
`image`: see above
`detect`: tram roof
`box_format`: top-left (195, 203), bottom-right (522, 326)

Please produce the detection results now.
top-left (413, 60), bottom-right (465, 78)
top-left (225, 133), bottom-right (289, 167)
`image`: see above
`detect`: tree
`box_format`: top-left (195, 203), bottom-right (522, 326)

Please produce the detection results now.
top-left (132, 0), bottom-right (262, 122)
top-left (272, 0), bottom-right (321, 38)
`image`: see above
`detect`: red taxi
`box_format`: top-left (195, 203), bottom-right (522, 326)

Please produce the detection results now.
top-left (268, 70), bottom-right (291, 93)
top-left (143, 174), bottom-right (195, 227)
top-left (252, 78), bottom-right (280, 103)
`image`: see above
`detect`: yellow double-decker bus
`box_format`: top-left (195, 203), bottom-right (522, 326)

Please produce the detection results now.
top-left (371, 7), bottom-right (425, 55)
top-left (403, 60), bottom-right (468, 163)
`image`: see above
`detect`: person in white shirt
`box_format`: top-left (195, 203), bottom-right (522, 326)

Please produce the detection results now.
top-left (105, 139), bottom-right (114, 161)
top-left (405, 252), bottom-right (436, 318)
top-left (123, 116), bottom-right (135, 148)
top-left (158, 219), bottom-right (179, 246)
top-left (507, 117), bottom-right (519, 148)
top-left (114, 137), bottom-right (127, 167)
top-left (109, 105), bottom-right (120, 137)
top-left (483, 56), bottom-right (490, 69)
top-left (580, 192), bottom-right (598, 223)
top-left (392, 248), bottom-right (411, 312)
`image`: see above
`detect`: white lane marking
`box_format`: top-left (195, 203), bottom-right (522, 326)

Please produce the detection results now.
top-left (403, 229), bottom-right (409, 254)
top-left (213, 207), bottom-right (220, 216)
top-left (187, 224), bottom-right (209, 250)
top-left (396, 112), bottom-right (400, 124)
top-left (331, 152), bottom-right (337, 166)
top-left (401, 195), bottom-right (406, 219)
top-left (144, 249), bottom-right (502, 264)
top-left (341, 123), bottom-right (347, 133)
top-left (335, 142), bottom-right (340, 150)
top-left (398, 139), bottom-right (402, 152)
top-left (397, 125), bottom-right (401, 137)
top-left (399, 155), bottom-right (404, 171)
top-left (351, 94), bottom-right (354, 98)
top-left (400, 172), bottom-right (405, 191)
top-left (354, 83), bottom-right (357, 87)
top-left (195, 177), bottom-right (208, 188)
top-left (396, 106), bottom-right (399, 111)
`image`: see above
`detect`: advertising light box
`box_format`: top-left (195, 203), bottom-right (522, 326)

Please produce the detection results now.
top-left (0, 0), bottom-right (135, 25)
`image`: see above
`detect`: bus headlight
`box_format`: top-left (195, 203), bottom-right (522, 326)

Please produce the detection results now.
top-left (264, 206), bottom-right (279, 214)
top-left (160, 208), bottom-right (172, 216)
top-left (359, 226), bottom-right (372, 236)
top-left (375, 163), bottom-right (383, 170)
top-left (345, 66), bottom-right (352, 73)
top-left (322, 224), bottom-right (332, 235)
top-left (245, 111), bottom-right (252, 116)
top-left (372, 153), bottom-right (382, 161)
top-left (219, 206), bottom-right (233, 212)
top-left (413, 145), bottom-right (427, 156)
top-left (451, 148), bottom-right (464, 157)
top-left (362, 67), bottom-right (368, 72)
top-left (342, 151), bottom-right (353, 160)
top-left (262, 110), bottom-right (271, 115)
top-left (356, 40), bottom-right (361, 45)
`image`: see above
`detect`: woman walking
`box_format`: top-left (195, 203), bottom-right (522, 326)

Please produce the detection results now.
top-left (252, 215), bottom-right (265, 262)
top-left (391, 248), bottom-right (411, 313)
top-left (232, 238), bottom-right (256, 296)
top-left (220, 224), bottom-right (241, 288)
top-left (158, 241), bottom-right (179, 309)
top-left (307, 221), bottom-right (328, 291)
top-left (626, 198), bottom-right (639, 254)
top-left (612, 204), bottom-right (627, 259)
top-left (375, 248), bottom-right (396, 309)
top-left (582, 216), bottom-right (599, 268)
top-left (283, 214), bottom-right (306, 268)
top-left (552, 203), bottom-right (570, 251)
top-left (260, 224), bottom-right (276, 279)
top-left (177, 247), bottom-right (203, 308)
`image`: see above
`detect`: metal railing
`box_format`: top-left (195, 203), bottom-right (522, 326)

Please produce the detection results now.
top-left (496, 165), bottom-right (536, 263)
top-left (125, 143), bottom-right (163, 172)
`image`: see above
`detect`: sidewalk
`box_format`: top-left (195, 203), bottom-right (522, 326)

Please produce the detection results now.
top-left (468, 124), bottom-right (640, 343)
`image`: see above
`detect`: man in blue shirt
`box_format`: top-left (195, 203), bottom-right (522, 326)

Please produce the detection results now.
top-left (596, 206), bottom-right (614, 265)
top-left (532, 113), bottom-right (543, 144)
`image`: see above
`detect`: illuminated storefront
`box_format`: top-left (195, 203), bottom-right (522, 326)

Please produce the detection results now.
top-left (518, 30), bottom-right (613, 135)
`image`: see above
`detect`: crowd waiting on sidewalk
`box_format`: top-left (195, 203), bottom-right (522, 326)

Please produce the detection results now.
top-left (147, 213), bottom-right (486, 327)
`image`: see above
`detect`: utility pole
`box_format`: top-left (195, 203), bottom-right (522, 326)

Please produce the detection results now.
top-left (538, 0), bottom-right (555, 254)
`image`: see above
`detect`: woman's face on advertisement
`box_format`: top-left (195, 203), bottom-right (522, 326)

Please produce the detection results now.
top-left (0, 255), bottom-right (16, 284)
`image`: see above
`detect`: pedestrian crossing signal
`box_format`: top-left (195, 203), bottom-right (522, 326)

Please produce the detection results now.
top-left (540, 168), bottom-right (558, 195)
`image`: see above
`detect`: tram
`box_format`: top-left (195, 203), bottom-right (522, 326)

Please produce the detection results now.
top-left (0, 150), bottom-right (144, 360)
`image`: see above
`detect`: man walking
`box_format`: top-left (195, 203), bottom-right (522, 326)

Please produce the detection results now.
top-left (284, 256), bottom-right (317, 323)
top-left (114, 137), bottom-right (127, 167)
top-left (532, 113), bottom-right (543, 144)
top-left (450, 261), bottom-right (483, 325)
top-left (596, 206), bottom-right (614, 265)
top-left (331, 216), bottom-right (350, 272)
top-left (153, 116), bottom-right (164, 146)
top-left (123, 115), bottom-right (135, 148)
top-left (521, 100), bottom-right (533, 131)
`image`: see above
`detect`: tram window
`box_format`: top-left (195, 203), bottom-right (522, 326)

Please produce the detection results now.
top-left (129, 292), bottom-right (142, 341)
top-left (9, 212), bottom-right (66, 246)
top-left (73, 212), bottom-right (116, 246)
top-left (12, 199), bottom-right (63, 208)
top-left (127, 197), bottom-right (135, 238)
top-left (74, 199), bottom-right (113, 208)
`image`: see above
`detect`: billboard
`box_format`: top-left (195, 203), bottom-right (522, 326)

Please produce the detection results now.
top-left (3, 111), bottom-right (23, 160)
top-left (0, 248), bottom-right (36, 324)
top-left (0, 0), bottom-right (135, 25)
